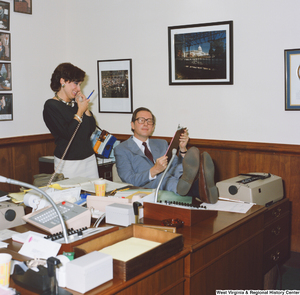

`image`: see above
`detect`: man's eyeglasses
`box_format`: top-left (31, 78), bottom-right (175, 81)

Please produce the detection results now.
top-left (135, 117), bottom-right (154, 125)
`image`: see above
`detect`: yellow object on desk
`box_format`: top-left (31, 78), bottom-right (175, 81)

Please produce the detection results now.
top-left (109, 187), bottom-right (130, 196)
top-left (8, 191), bottom-right (25, 203)
top-left (99, 237), bottom-right (161, 262)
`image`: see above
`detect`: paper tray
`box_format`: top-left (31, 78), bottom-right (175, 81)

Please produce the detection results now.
top-left (74, 224), bottom-right (183, 281)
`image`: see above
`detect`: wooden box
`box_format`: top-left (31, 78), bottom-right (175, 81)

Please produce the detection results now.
top-left (143, 202), bottom-right (218, 226)
top-left (74, 224), bottom-right (183, 281)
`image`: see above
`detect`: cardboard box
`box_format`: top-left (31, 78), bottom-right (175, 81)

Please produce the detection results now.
top-left (74, 224), bottom-right (183, 281)
top-left (105, 203), bottom-right (135, 226)
top-left (66, 251), bottom-right (113, 293)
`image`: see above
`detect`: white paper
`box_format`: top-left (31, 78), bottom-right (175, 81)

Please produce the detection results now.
top-left (202, 200), bottom-right (254, 213)
top-left (0, 229), bottom-right (18, 241)
top-left (19, 234), bottom-right (61, 259)
top-left (53, 177), bottom-right (98, 188)
top-left (12, 231), bottom-right (46, 244)
top-left (0, 242), bottom-right (8, 248)
top-left (0, 196), bottom-right (10, 202)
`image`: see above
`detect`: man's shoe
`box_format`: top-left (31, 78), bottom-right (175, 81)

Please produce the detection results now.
top-left (177, 147), bottom-right (200, 196)
top-left (199, 152), bottom-right (219, 204)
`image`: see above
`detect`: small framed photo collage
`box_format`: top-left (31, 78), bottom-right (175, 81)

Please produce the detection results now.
top-left (0, 1), bottom-right (12, 121)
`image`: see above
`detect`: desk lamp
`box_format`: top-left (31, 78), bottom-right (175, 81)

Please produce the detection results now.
top-left (0, 176), bottom-right (69, 243)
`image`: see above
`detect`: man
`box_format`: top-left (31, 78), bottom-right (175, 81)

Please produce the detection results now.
top-left (114, 107), bottom-right (218, 203)
top-left (0, 41), bottom-right (5, 60)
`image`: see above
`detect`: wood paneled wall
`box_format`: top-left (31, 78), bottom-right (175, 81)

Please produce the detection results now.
top-left (0, 134), bottom-right (56, 192)
top-left (116, 134), bottom-right (300, 253)
top-left (0, 133), bottom-right (299, 252)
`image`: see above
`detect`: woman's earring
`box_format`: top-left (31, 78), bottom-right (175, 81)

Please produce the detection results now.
top-left (62, 84), bottom-right (65, 88)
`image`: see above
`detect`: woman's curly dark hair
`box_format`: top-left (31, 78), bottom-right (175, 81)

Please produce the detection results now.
top-left (50, 63), bottom-right (86, 92)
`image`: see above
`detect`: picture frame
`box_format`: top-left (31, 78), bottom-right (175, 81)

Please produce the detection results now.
top-left (0, 32), bottom-right (10, 61)
top-left (0, 93), bottom-right (13, 121)
top-left (168, 20), bottom-right (233, 85)
top-left (0, 1), bottom-right (10, 31)
top-left (14, 0), bottom-right (32, 15)
top-left (285, 48), bottom-right (300, 110)
top-left (97, 59), bottom-right (133, 113)
top-left (0, 62), bottom-right (11, 91)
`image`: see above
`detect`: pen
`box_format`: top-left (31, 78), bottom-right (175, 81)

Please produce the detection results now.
top-left (109, 188), bottom-right (117, 195)
top-left (118, 188), bottom-right (130, 192)
top-left (87, 90), bottom-right (95, 99)
top-left (219, 197), bottom-right (252, 204)
top-left (109, 187), bottom-right (130, 196)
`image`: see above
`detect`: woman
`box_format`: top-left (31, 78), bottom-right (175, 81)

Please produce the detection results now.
top-left (43, 62), bottom-right (99, 179)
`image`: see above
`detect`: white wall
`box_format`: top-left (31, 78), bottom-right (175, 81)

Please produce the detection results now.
top-left (0, 0), bottom-right (67, 138)
top-left (1, 0), bottom-right (300, 145)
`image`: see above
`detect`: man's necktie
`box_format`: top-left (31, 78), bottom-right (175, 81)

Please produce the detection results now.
top-left (142, 142), bottom-right (154, 163)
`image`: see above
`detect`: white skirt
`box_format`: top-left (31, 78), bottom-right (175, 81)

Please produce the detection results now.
top-left (54, 154), bottom-right (99, 179)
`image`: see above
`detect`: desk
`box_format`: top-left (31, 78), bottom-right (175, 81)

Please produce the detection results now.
top-left (5, 199), bottom-right (290, 294)
top-left (38, 156), bottom-right (114, 181)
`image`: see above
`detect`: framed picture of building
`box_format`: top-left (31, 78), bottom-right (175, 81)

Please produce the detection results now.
top-left (0, 62), bottom-right (11, 91)
top-left (14, 0), bottom-right (32, 15)
top-left (97, 59), bottom-right (133, 113)
top-left (285, 48), bottom-right (300, 110)
top-left (0, 93), bottom-right (12, 121)
top-left (168, 21), bottom-right (233, 85)
top-left (0, 1), bottom-right (10, 31)
top-left (0, 32), bottom-right (10, 61)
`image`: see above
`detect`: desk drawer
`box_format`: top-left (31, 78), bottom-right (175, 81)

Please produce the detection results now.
top-left (186, 213), bottom-right (264, 274)
top-left (264, 198), bottom-right (290, 226)
top-left (263, 237), bottom-right (290, 274)
top-left (263, 214), bottom-right (290, 252)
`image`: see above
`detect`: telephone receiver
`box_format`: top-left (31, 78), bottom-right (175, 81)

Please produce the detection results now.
top-left (75, 94), bottom-right (84, 103)
top-left (76, 90), bottom-right (94, 103)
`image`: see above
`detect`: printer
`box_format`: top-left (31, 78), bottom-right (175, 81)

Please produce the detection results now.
top-left (216, 173), bottom-right (284, 206)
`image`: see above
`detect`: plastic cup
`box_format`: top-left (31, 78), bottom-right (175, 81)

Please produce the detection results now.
top-left (0, 253), bottom-right (12, 287)
top-left (94, 179), bottom-right (106, 196)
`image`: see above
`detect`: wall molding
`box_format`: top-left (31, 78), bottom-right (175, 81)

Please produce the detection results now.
top-left (113, 133), bottom-right (300, 155)
top-left (1, 133), bottom-right (300, 155)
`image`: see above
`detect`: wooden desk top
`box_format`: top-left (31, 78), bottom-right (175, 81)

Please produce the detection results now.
top-left (145, 203), bottom-right (266, 249)
top-left (5, 204), bottom-right (266, 295)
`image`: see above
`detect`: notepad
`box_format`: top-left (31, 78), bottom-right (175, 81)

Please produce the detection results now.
top-left (99, 237), bottom-right (161, 262)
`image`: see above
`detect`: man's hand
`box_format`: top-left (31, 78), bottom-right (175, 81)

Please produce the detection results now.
top-left (179, 129), bottom-right (189, 155)
top-left (150, 155), bottom-right (168, 178)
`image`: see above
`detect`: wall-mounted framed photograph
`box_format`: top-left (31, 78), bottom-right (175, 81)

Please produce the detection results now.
top-left (0, 32), bottom-right (10, 61)
top-left (97, 59), bottom-right (133, 113)
top-left (0, 93), bottom-right (12, 121)
top-left (0, 1), bottom-right (10, 31)
top-left (14, 0), bottom-right (32, 15)
top-left (285, 48), bottom-right (300, 110)
top-left (168, 20), bottom-right (233, 85)
top-left (0, 62), bottom-right (11, 91)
